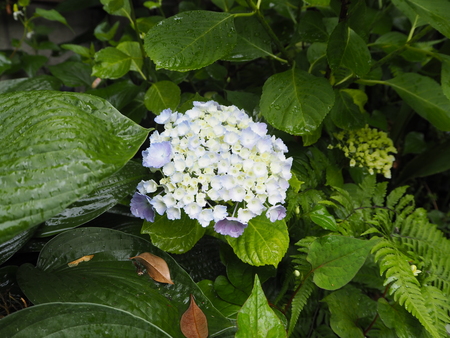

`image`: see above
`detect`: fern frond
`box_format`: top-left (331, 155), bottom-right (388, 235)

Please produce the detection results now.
top-left (422, 285), bottom-right (450, 337)
top-left (396, 208), bottom-right (450, 296)
top-left (386, 186), bottom-right (409, 209)
top-left (373, 239), bottom-right (441, 338)
top-left (287, 276), bottom-right (316, 336)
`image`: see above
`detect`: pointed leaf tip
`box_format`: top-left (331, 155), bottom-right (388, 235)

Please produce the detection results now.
top-left (130, 252), bottom-right (174, 284)
top-left (180, 294), bottom-right (208, 338)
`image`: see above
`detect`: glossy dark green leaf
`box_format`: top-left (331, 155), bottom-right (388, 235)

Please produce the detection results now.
top-left (402, 131), bottom-right (426, 155)
top-left (141, 212), bottom-right (206, 254)
top-left (323, 285), bottom-right (376, 338)
top-left (327, 22), bottom-right (371, 76)
top-left (308, 236), bottom-right (379, 290)
top-left (0, 302), bottom-right (173, 337)
top-left (440, 54), bottom-right (450, 101)
top-left (235, 275), bottom-right (286, 338)
top-left (329, 89), bottom-right (366, 130)
top-left (0, 52), bottom-right (12, 75)
top-left (214, 275), bottom-right (249, 306)
top-left (298, 11), bottom-right (328, 43)
top-left (92, 47), bottom-right (131, 79)
top-left (16, 227), bottom-right (236, 337)
top-left (0, 91), bottom-right (149, 245)
top-left (144, 81), bottom-right (181, 114)
top-left (48, 61), bottom-right (94, 87)
top-left (144, 11), bottom-right (236, 71)
top-left (100, 0), bottom-right (132, 18)
top-left (197, 280), bottom-right (241, 318)
top-left (226, 215), bottom-right (289, 267)
top-left (94, 21), bottom-right (120, 42)
top-left (260, 67), bottom-right (334, 135)
top-left (309, 205), bottom-right (338, 231)
top-left (222, 16), bottom-right (272, 62)
top-left (391, 0), bottom-right (427, 27)
top-left (0, 227), bottom-right (37, 265)
top-left (385, 73), bottom-right (450, 131)
top-left (35, 160), bottom-right (148, 237)
top-left (403, 0), bottom-right (450, 38)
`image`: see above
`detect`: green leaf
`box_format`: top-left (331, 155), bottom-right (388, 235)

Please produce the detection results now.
top-left (329, 90), bottom-right (366, 130)
top-left (20, 54), bottom-right (48, 77)
top-left (61, 44), bottom-right (94, 59)
top-left (402, 131), bottom-right (426, 155)
top-left (144, 81), bottom-right (181, 114)
top-left (404, 0), bottom-right (450, 38)
top-left (298, 11), bottom-right (328, 43)
top-left (214, 275), bottom-right (249, 306)
top-left (92, 47), bottom-right (131, 79)
top-left (94, 21), bottom-right (120, 42)
top-left (377, 298), bottom-right (427, 338)
top-left (48, 61), bottom-right (94, 87)
top-left (385, 73), bottom-right (450, 131)
top-left (323, 285), bottom-right (376, 338)
top-left (391, 0), bottom-right (428, 27)
top-left (260, 67), bottom-right (334, 135)
top-left (0, 52), bottom-right (12, 75)
top-left (307, 236), bottom-right (379, 290)
top-left (34, 8), bottom-right (69, 26)
top-left (16, 227), bottom-right (236, 336)
top-left (327, 22), bottom-right (371, 76)
top-left (144, 11), bottom-right (237, 71)
top-left (226, 215), bottom-right (289, 267)
top-left (309, 205), bottom-right (338, 231)
top-left (235, 275), bottom-right (287, 338)
top-left (86, 80), bottom-right (142, 110)
top-left (0, 91), bottom-right (148, 245)
top-left (397, 138), bottom-right (450, 183)
top-left (35, 160), bottom-right (148, 237)
top-left (100, 0), bottom-right (132, 18)
top-left (197, 279), bottom-right (241, 318)
top-left (0, 302), bottom-right (172, 337)
top-left (0, 228), bottom-right (37, 265)
top-left (117, 41), bottom-right (144, 73)
top-left (440, 54), bottom-right (450, 101)
top-left (141, 212), bottom-right (206, 254)
top-left (222, 16), bottom-right (272, 62)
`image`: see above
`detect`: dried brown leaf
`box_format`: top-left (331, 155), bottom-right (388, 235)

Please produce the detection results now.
top-left (68, 254), bottom-right (94, 267)
top-left (129, 252), bottom-right (174, 284)
top-left (180, 294), bottom-right (208, 338)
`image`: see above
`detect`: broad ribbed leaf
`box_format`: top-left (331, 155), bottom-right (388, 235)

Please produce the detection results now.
top-left (35, 160), bottom-right (148, 237)
top-left (0, 302), bottom-right (172, 337)
top-left (260, 67), bottom-right (334, 135)
top-left (117, 41), bottom-right (144, 72)
top-left (309, 205), bottom-right (338, 231)
top-left (308, 236), bottom-right (379, 290)
top-left (144, 11), bottom-right (236, 71)
top-left (144, 81), bottom-right (181, 114)
top-left (385, 73), bottom-right (450, 131)
top-left (226, 215), bottom-right (289, 267)
top-left (0, 91), bottom-right (148, 245)
top-left (404, 0), bottom-right (450, 38)
top-left (329, 89), bottom-right (366, 130)
top-left (235, 275), bottom-right (286, 338)
top-left (48, 61), bottom-right (94, 87)
top-left (142, 213), bottom-right (206, 254)
top-left (327, 22), bottom-right (371, 76)
top-left (16, 227), bottom-right (236, 337)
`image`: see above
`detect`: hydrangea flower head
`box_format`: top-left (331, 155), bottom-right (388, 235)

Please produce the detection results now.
top-left (130, 101), bottom-right (292, 237)
top-left (329, 125), bottom-right (397, 179)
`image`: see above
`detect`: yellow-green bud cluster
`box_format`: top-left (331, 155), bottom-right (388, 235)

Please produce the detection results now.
top-left (329, 125), bottom-right (397, 179)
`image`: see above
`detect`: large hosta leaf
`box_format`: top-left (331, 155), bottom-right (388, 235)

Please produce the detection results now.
top-left (144, 11), bottom-right (236, 71)
top-left (226, 215), bottom-right (289, 267)
top-left (35, 160), bottom-right (149, 237)
top-left (260, 67), bottom-right (334, 135)
top-left (16, 227), bottom-right (236, 337)
top-left (0, 91), bottom-right (149, 246)
top-left (0, 302), bottom-right (172, 337)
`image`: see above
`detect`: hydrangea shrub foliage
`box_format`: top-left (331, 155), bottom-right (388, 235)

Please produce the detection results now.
top-left (1, 0), bottom-right (450, 337)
